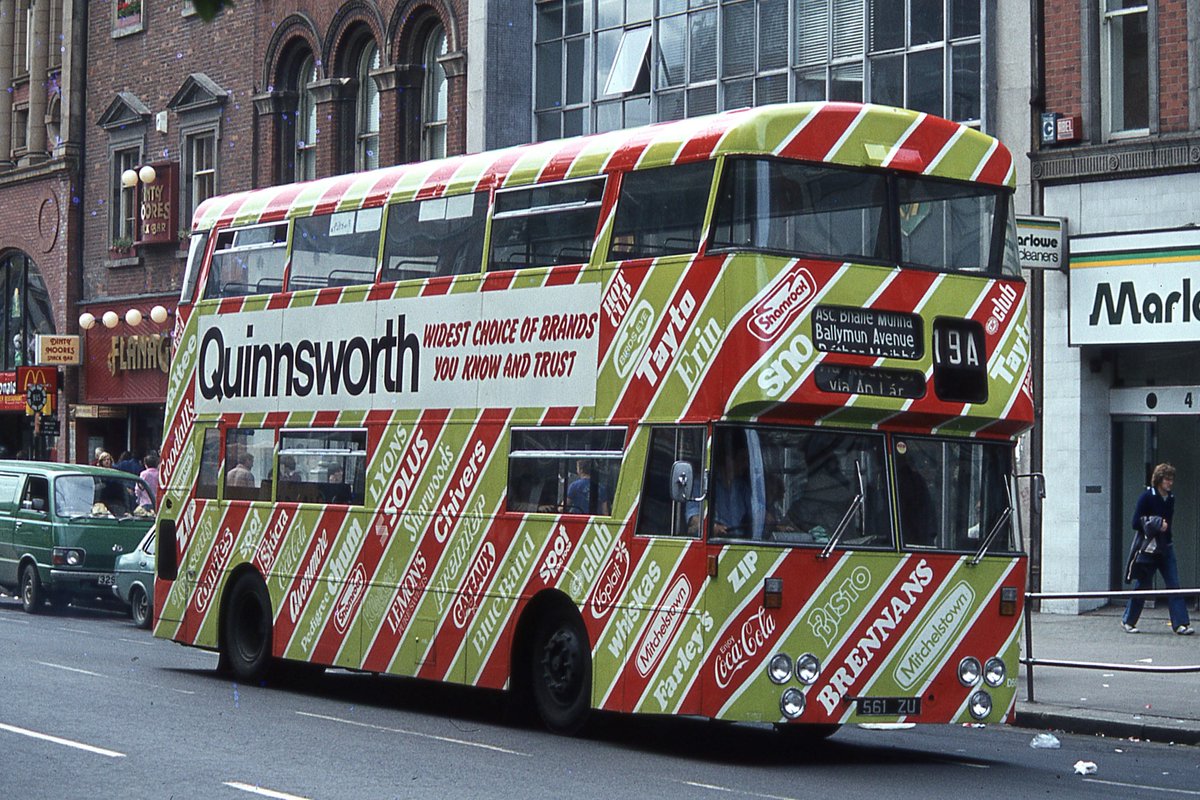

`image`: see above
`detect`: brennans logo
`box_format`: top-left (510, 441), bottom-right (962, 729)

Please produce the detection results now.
top-left (1089, 277), bottom-right (1200, 327)
top-left (635, 576), bottom-right (691, 677)
top-left (748, 263), bottom-right (817, 341)
top-left (985, 283), bottom-right (1018, 335)
top-left (197, 317), bottom-right (420, 403)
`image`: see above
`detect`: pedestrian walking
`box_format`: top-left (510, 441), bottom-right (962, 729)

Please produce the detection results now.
top-left (1123, 462), bottom-right (1194, 635)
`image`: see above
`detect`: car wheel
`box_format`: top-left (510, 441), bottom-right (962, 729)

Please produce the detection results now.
top-left (530, 605), bottom-right (591, 734)
top-left (20, 564), bottom-right (44, 614)
top-left (222, 573), bottom-right (274, 683)
top-left (130, 586), bottom-right (152, 629)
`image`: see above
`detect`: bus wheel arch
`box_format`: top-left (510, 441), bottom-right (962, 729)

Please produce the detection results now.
top-left (513, 590), bottom-right (593, 734)
top-left (219, 566), bottom-right (275, 684)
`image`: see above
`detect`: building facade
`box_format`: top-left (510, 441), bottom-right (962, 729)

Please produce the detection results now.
top-left (77, 0), bottom-right (468, 464)
top-left (1034, 0), bottom-right (1200, 609)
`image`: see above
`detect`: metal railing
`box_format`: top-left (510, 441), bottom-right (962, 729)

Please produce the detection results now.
top-left (1022, 588), bottom-right (1200, 703)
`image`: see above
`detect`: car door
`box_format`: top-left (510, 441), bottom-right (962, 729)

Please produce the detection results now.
top-left (0, 472), bottom-right (21, 589)
top-left (14, 475), bottom-right (52, 581)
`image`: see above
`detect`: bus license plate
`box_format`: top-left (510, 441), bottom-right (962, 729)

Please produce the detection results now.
top-left (856, 697), bottom-right (920, 716)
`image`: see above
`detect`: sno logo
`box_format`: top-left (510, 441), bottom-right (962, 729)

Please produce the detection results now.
top-left (748, 264), bottom-right (817, 341)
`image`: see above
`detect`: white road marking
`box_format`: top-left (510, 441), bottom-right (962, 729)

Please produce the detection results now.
top-left (295, 710), bottom-right (529, 756)
top-left (36, 660), bottom-right (104, 677)
top-left (0, 722), bottom-right (125, 758)
top-left (56, 626), bottom-right (92, 635)
top-left (119, 636), bottom-right (156, 647)
top-left (0, 615), bottom-right (30, 624)
top-left (1084, 778), bottom-right (1200, 797)
top-left (224, 782), bottom-right (311, 800)
top-left (674, 779), bottom-right (800, 800)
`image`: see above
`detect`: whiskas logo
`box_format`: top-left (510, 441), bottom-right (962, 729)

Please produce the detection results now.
top-left (748, 264), bottom-right (817, 341)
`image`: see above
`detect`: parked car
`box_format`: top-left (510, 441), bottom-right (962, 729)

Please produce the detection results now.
top-left (0, 460), bottom-right (155, 613)
top-left (114, 526), bottom-right (155, 628)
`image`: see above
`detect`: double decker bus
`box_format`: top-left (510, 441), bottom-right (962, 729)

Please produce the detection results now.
top-left (155, 102), bottom-right (1033, 735)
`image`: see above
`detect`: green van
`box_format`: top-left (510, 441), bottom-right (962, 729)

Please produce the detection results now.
top-left (0, 460), bottom-right (155, 613)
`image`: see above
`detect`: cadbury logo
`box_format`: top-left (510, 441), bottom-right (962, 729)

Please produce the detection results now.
top-left (748, 265), bottom-right (817, 341)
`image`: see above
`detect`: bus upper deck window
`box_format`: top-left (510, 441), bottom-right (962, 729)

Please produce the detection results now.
top-left (289, 208), bottom-right (383, 292)
top-left (488, 176), bottom-right (606, 271)
top-left (381, 192), bottom-right (488, 283)
top-left (608, 161), bottom-right (715, 261)
top-left (896, 177), bottom-right (1010, 276)
top-left (203, 222), bottom-right (289, 300)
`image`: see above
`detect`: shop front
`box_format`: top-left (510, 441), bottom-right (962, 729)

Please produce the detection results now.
top-left (74, 298), bottom-right (173, 465)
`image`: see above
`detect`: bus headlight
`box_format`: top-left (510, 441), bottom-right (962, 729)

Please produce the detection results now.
top-left (984, 657), bottom-right (1006, 687)
top-left (780, 688), bottom-right (805, 719)
top-left (958, 656), bottom-right (982, 686)
top-left (768, 653), bottom-right (793, 684)
top-left (969, 690), bottom-right (992, 720)
top-left (795, 653), bottom-right (821, 685)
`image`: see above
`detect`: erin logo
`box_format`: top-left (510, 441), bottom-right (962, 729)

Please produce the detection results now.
top-left (893, 581), bottom-right (975, 690)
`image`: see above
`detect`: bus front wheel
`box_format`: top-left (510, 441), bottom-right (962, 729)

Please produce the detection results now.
top-left (530, 606), bottom-right (592, 734)
top-left (222, 573), bottom-right (274, 683)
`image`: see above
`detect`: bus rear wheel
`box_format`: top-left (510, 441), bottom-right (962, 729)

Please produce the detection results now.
top-left (530, 607), bottom-right (591, 734)
top-left (222, 573), bottom-right (274, 683)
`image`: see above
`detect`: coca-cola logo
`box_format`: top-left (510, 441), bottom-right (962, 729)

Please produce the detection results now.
top-left (635, 576), bottom-right (691, 677)
top-left (333, 563), bottom-right (367, 634)
top-left (452, 542), bottom-right (497, 628)
top-left (714, 607), bottom-right (777, 689)
top-left (590, 541), bottom-right (630, 619)
top-left (748, 265), bottom-right (817, 342)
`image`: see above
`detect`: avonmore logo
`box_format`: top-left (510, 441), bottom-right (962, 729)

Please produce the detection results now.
top-left (748, 265), bottom-right (817, 341)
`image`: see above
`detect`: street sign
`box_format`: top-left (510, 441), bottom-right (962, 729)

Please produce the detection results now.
top-left (1015, 215), bottom-right (1067, 271)
top-left (35, 334), bottom-right (82, 366)
top-left (16, 366), bottom-right (58, 416)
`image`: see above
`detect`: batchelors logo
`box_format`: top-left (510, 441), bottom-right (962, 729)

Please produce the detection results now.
top-left (614, 300), bottom-right (655, 378)
top-left (452, 542), bottom-right (497, 628)
top-left (590, 540), bottom-right (631, 619)
top-left (748, 263), bottom-right (818, 342)
top-left (333, 563), bottom-right (367, 634)
top-left (634, 575), bottom-right (691, 677)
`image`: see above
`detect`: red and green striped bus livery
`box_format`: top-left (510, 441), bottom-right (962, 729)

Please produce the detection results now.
top-left (155, 102), bottom-right (1032, 734)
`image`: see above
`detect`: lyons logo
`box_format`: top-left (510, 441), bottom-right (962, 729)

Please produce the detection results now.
top-left (635, 575), bottom-right (691, 677)
top-left (333, 563), bottom-right (367, 634)
top-left (893, 581), bottom-right (976, 690)
top-left (613, 300), bottom-right (655, 378)
top-left (748, 264), bottom-right (817, 342)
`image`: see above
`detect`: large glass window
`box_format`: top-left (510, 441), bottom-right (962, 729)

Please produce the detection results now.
top-left (224, 428), bottom-right (275, 502)
top-left (1102, 0), bottom-right (1149, 136)
top-left (609, 161), bottom-right (715, 260)
top-left (896, 176), bottom-right (1007, 273)
top-left (184, 132), bottom-right (216, 226)
top-left (289, 208), bottom-right (382, 290)
top-left (196, 428), bottom-right (221, 500)
top-left (635, 426), bottom-right (704, 537)
top-left (489, 177), bottom-right (606, 270)
top-left (276, 430), bottom-right (367, 505)
top-left (422, 27), bottom-right (449, 160)
top-left (203, 222), bottom-right (289, 299)
top-left (507, 427), bottom-right (624, 515)
top-left (54, 474), bottom-right (153, 519)
top-left (381, 192), bottom-right (488, 282)
top-left (712, 158), bottom-right (890, 263)
top-left (296, 54), bottom-right (318, 181)
top-left (0, 253), bottom-right (54, 370)
top-left (112, 146), bottom-right (140, 243)
top-left (893, 437), bottom-right (1018, 553)
top-left (356, 42), bottom-right (381, 171)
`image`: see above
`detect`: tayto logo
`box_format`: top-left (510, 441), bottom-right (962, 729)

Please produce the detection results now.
top-left (333, 563), bottom-right (367, 634)
top-left (748, 263), bottom-right (817, 342)
top-left (986, 283), bottom-right (1018, 335)
top-left (635, 575), bottom-right (691, 677)
top-left (452, 542), bottom-right (497, 629)
top-left (590, 540), bottom-right (630, 619)
top-left (714, 606), bottom-right (777, 689)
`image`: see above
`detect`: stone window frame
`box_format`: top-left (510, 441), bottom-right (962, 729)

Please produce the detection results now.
top-left (97, 92), bottom-right (151, 248)
top-left (168, 74), bottom-right (228, 231)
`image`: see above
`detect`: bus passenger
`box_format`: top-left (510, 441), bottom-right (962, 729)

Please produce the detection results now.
top-left (688, 432), bottom-right (752, 537)
top-left (565, 459), bottom-right (611, 515)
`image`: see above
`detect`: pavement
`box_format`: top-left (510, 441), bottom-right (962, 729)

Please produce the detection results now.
top-left (1016, 604), bottom-right (1200, 745)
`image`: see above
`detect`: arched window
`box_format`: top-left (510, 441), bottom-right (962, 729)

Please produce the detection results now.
top-left (421, 26), bottom-right (448, 160)
top-left (294, 54), bottom-right (318, 181)
top-left (356, 42), bottom-right (381, 171)
top-left (0, 252), bottom-right (54, 370)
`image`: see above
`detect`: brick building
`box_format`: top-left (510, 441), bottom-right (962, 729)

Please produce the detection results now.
top-left (76, 0), bottom-right (468, 464)
top-left (1033, 0), bottom-right (1200, 605)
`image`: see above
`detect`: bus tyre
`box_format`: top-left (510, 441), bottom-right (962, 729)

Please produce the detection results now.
top-left (20, 564), bottom-right (44, 614)
top-left (530, 607), bottom-right (591, 734)
top-left (222, 573), bottom-right (274, 683)
top-left (130, 586), bottom-right (152, 629)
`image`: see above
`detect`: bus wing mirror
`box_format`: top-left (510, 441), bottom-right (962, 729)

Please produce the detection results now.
top-left (157, 518), bottom-right (178, 582)
top-left (1016, 472), bottom-right (1046, 516)
top-left (670, 461), bottom-right (695, 503)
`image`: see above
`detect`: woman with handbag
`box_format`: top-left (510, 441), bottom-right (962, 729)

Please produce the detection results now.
top-left (1123, 463), bottom-right (1194, 635)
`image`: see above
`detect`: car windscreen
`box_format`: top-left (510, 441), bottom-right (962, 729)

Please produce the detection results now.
top-left (55, 475), bottom-right (155, 519)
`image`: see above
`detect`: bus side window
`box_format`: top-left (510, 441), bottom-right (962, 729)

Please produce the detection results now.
top-left (506, 426), bottom-right (623, 515)
top-left (195, 428), bottom-right (221, 499)
top-left (223, 428), bottom-right (274, 502)
top-left (608, 161), bottom-right (715, 261)
top-left (203, 223), bottom-right (288, 299)
top-left (488, 177), bottom-right (606, 271)
top-left (276, 429), bottom-right (367, 506)
top-left (635, 427), bottom-right (704, 538)
top-left (381, 193), bottom-right (488, 282)
top-left (289, 208), bottom-right (382, 291)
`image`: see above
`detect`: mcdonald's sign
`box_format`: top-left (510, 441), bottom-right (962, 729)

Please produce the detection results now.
top-left (17, 366), bottom-right (58, 416)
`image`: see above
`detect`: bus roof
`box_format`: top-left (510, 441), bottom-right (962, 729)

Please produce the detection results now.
top-left (192, 102), bottom-right (1015, 233)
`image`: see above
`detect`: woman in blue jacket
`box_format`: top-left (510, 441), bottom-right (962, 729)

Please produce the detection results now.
top-left (1123, 463), bottom-right (1194, 635)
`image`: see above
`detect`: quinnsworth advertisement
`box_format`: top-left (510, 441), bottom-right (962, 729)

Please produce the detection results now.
top-left (194, 283), bottom-right (600, 414)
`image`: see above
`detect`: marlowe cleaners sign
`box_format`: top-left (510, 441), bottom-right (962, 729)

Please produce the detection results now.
top-left (1069, 231), bottom-right (1200, 346)
top-left (195, 284), bottom-right (600, 414)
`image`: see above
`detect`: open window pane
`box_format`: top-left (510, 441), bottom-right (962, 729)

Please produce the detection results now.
top-left (204, 222), bottom-right (289, 299)
top-left (489, 177), bottom-right (606, 270)
top-left (604, 25), bottom-right (652, 96)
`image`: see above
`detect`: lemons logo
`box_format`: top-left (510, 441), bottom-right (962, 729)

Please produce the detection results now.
top-left (893, 581), bottom-right (975, 690)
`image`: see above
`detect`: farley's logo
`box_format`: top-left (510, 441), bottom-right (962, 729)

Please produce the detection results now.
top-left (748, 264), bottom-right (817, 342)
top-left (614, 300), bottom-right (654, 378)
top-left (197, 317), bottom-right (420, 403)
top-left (985, 283), bottom-right (1018, 335)
top-left (590, 539), bottom-right (631, 619)
top-left (714, 606), bottom-right (777, 689)
top-left (333, 563), bottom-right (368, 634)
top-left (452, 541), bottom-right (497, 628)
top-left (635, 575), bottom-right (691, 677)
top-left (894, 580), bottom-right (975, 690)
